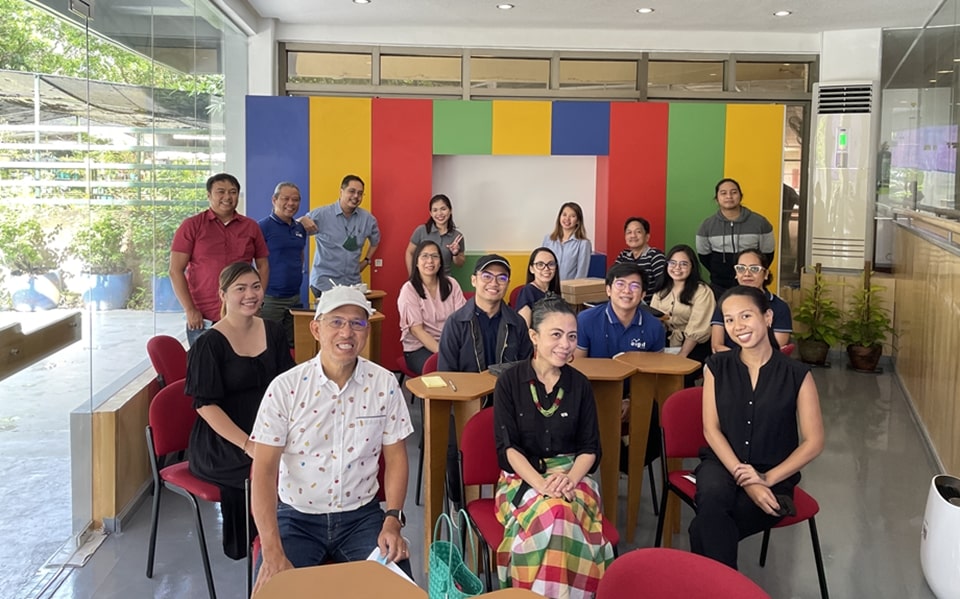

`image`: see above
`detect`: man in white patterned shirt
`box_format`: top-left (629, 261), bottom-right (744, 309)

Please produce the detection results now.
top-left (250, 285), bottom-right (414, 593)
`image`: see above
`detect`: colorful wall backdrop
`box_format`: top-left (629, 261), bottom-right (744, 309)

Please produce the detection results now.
top-left (246, 98), bottom-right (785, 369)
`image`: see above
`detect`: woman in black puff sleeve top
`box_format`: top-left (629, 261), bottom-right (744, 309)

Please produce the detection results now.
top-left (492, 295), bottom-right (613, 599)
top-left (185, 262), bottom-right (295, 560)
top-left (691, 286), bottom-right (824, 570)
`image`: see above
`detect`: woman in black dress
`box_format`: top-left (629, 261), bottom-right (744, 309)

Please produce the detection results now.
top-left (185, 262), bottom-right (295, 559)
top-left (690, 285), bottom-right (824, 569)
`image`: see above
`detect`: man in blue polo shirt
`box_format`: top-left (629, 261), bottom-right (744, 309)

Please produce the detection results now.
top-left (576, 262), bottom-right (665, 465)
top-left (575, 261), bottom-right (666, 359)
top-left (258, 182), bottom-right (307, 347)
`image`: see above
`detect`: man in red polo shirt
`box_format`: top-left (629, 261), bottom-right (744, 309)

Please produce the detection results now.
top-left (170, 173), bottom-right (270, 346)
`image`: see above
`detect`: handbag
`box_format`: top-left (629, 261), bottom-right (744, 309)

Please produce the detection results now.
top-left (428, 510), bottom-right (484, 599)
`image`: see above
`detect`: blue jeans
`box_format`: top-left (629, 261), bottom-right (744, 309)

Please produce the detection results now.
top-left (186, 320), bottom-right (212, 347)
top-left (257, 500), bottom-right (413, 579)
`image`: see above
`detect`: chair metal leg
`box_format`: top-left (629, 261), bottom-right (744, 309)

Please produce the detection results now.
top-left (145, 480), bottom-right (163, 578)
top-left (654, 487), bottom-right (670, 547)
top-left (808, 517), bottom-right (830, 599)
top-left (186, 493), bottom-right (217, 599)
top-left (759, 529), bottom-right (771, 567)
top-left (648, 461), bottom-right (659, 516)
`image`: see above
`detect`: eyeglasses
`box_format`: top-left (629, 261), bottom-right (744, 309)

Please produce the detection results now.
top-left (478, 271), bottom-right (510, 285)
top-left (418, 253), bottom-right (441, 261)
top-left (532, 261), bottom-right (557, 271)
top-left (734, 264), bottom-right (765, 274)
top-left (612, 279), bottom-right (643, 293)
top-left (667, 260), bottom-right (691, 268)
top-left (320, 316), bottom-right (369, 331)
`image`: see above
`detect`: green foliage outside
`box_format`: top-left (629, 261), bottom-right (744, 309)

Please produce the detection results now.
top-left (794, 269), bottom-right (843, 346)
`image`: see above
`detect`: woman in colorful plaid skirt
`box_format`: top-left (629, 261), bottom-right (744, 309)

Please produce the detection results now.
top-left (493, 294), bottom-right (614, 599)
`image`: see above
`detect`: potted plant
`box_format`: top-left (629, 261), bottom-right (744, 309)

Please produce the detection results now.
top-left (68, 209), bottom-right (133, 310)
top-left (129, 206), bottom-right (191, 312)
top-left (793, 265), bottom-right (842, 366)
top-left (841, 268), bottom-right (895, 372)
top-left (0, 210), bottom-right (62, 311)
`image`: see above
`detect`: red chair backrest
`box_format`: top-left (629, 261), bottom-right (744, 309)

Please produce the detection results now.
top-left (780, 343), bottom-right (796, 357)
top-left (147, 335), bottom-right (187, 387)
top-left (509, 286), bottom-right (523, 308)
top-left (460, 408), bottom-right (500, 486)
top-left (596, 548), bottom-right (771, 599)
top-left (148, 379), bottom-right (197, 457)
top-left (661, 387), bottom-right (706, 460)
top-left (463, 291), bottom-right (475, 301)
top-left (423, 352), bottom-right (439, 375)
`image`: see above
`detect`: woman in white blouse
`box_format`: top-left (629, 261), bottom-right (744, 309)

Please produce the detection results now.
top-left (650, 244), bottom-right (716, 385)
top-left (397, 240), bottom-right (466, 373)
top-left (542, 202), bottom-right (592, 281)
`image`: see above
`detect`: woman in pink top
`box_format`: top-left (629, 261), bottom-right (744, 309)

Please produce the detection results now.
top-left (398, 240), bottom-right (466, 373)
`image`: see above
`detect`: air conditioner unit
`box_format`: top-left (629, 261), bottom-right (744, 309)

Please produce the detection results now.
top-left (807, 82), bottom-right (879, 270)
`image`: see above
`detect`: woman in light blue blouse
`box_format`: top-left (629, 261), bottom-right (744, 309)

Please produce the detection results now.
top-left (542, 202), bottom-right (592, 281)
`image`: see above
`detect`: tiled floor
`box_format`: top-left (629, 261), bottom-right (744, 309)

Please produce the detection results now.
top-left (34, 359), bottom-right (943, 598)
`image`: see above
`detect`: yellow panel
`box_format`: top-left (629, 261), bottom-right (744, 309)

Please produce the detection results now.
top-left (723, 104), bottom-right (784, 289)
top-left (491, 101), bottom-right (552, 155)
top-left (308, 98), bottom-right (373, 290)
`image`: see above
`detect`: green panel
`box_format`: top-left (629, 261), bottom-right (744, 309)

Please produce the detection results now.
top-left (433, 100), bottom-right (493, 155)
top-left (664, 103), bottom-right (726, 255)
top-left (451, 254), bottom-right (481, 289)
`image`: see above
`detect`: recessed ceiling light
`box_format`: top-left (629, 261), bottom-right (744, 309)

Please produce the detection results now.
top-left (773, 10), bottom-right (792, 17)
top-left (938, 69), bottom-right (953, 74)
top-left (636, 8), bottom-right (654, 14)
top-left (353, 0), bottom-right (370, 4)
top-left (930, 79), bottom-right (938, 84)
top-left (954, 58), bottom-right (960, 62)
top-left (497, 3), bottom-right (514, 9)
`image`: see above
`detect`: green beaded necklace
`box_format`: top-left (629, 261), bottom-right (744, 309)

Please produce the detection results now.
top-left (529, 381), bottom-right (565, 417)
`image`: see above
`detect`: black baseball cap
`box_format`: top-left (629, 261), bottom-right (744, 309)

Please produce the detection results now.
top-left (474, 254), bottom-right (511, 275)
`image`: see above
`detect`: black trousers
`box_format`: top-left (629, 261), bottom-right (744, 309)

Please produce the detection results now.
top-left (688, 456), bottom-right (791, 569)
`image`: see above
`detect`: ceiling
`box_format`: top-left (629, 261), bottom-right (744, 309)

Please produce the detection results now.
top-left (246, 0), bottom-right (942, 34)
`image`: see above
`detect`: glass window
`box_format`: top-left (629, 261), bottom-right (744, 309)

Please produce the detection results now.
top-left (648, 61), bottom-right (723, 92)
top-left (470, 56), bottom-right (549, 90)
top-left (381, 54), bottom-right (461, 87)
top-left (288, 51), bottom-right (372, 85)
top-left (558, 59), bottom-right (637, 90)
top-left (736, 62), bottom-right (809, 92)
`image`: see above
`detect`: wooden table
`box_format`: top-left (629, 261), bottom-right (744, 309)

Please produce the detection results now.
top-left (569, 356), bottom-right (636, 527)
top-left (405, 371), bottom-right (497, 560)
top-left (291, 290), bottom-right (387, 365)
top-left (613, 351), bottom-right (699, 544)
top-left (253, 560), bottom-right (424, 599)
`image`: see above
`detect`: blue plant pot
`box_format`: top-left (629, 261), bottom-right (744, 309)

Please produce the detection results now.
top-left (152, 275), bottom-right (183, 313)
top-left (8, 272), bottom-right (61, 312)
top-left (80, 271), bottom-right (133, 311)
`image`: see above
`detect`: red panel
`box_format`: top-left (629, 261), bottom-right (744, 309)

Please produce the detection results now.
top-left (603, 103), bottom-right (669, 267)
top-left (371, 98), bottom-right (434, 369)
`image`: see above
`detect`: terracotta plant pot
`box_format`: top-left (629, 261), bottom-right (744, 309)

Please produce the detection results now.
top-left (847, 344), bottom-right (882, 372)
top-left (798, 339), bottom-right (830, 366)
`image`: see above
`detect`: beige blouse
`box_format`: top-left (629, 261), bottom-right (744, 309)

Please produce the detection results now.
top-left (650, 282), bottom-right (716, 347)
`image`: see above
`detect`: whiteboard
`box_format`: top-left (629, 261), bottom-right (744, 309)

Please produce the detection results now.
top-left (431, 155), bottom-right (598, 253)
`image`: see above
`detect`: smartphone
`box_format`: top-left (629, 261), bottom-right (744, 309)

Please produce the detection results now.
top-left (775, 494), bottom-right (797, 517)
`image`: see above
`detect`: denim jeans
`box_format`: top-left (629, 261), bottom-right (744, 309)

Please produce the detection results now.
top-left (185, 320), bottom-right (212, 347)
top-left (256, 500), bottom-right (413, 579)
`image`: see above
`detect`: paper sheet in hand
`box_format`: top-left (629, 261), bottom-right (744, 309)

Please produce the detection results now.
top-left (420, 375), bottom-right (447, 388)
top-left (365, 547), bottom-right (417, 584)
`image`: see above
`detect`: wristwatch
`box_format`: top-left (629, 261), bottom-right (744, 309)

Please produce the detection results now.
top-left (385, 509), bottom-right (406, 528)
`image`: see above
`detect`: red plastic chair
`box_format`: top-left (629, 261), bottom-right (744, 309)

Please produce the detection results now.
top-left (145, 379), bottom-right (220, 599)
top-left (423, 352), bottom-right (439, 375)
top-left (146, 335), bottom-right (187, 388)
top-left (654, 387), bottom-right (829, 599)
top-left (508, 286), bottom-right (523, 309)
top-left (458, 407), bottom-right (619, 589)
top-left (463, 291), bottom-right (475, 301)
top-left (596, 547), bottom-right (771, 598)
top-left (395, 355), bottom-right (419, 386)
top-left (780, 343), bottom-right (796, 357)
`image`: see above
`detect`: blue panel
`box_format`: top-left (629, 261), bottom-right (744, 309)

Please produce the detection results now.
top-left (588, 253), bottom-right (607, 278)
top-left (551, 101), bottom-right (610, 156)
top-left (245, 96), bottom-right (311, 222)
top-left (245, 95), bottom-right (311, 302)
